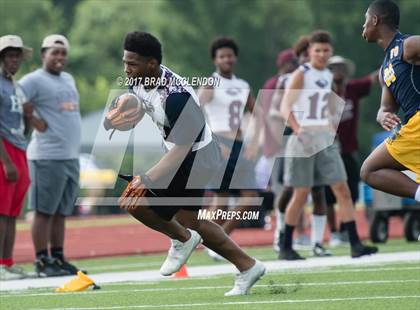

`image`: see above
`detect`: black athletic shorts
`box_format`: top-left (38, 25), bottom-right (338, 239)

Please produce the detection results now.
top-left (146, 140), bottom-right (222, 221)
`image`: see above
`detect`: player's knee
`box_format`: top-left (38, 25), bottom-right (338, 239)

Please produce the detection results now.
top-left (292, 189), bottom-right (310, 205)
top-left (360, 159), bottom-right (373, 183)
top-left (333, 182), bottom-right (352, 201)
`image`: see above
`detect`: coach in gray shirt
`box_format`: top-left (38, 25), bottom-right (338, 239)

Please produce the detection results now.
top-left (19, 34), bottom-right (82, 277)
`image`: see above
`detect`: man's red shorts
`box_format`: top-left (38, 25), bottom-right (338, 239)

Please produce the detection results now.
top-left (0, 139), bottom-right (30, 217)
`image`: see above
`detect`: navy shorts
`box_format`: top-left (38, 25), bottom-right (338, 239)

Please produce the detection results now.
top-left (28, 159), bottom-right (79, 216)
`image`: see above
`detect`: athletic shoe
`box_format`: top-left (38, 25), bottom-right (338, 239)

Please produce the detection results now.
top-left (329, 232), bottom-right (345, 247)
top-left (6, 265), bottom-right (29, 279)
top-left (279, 248), bottom-right (306, 260)
top-left (160, 229), bottom-right (202, 276)
top-left (35, 256), bottom-right (70, 277)
top-left (55, 258), bottom-right (85, 275)
top-left (224, 259), bottom-right (266, 296)
top-left (0, 265), bottom-right (25, 280)
top-left (312, 243), bottom-right (332, 257)
top-left (351, 243), bottom-right (378, 258)
top-left (293, 235), bottom-right (311, 250)
top-left (207, 248), bottom-right (225, 261)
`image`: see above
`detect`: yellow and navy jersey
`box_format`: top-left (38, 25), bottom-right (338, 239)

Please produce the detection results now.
top-left (381, 32), bottom-right (420, 123)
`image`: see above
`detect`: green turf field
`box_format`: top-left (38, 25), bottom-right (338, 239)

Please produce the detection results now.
top-left (1, 239), bottom-right (419, 310)
top-left (15, 238), bottom-right (420, 274)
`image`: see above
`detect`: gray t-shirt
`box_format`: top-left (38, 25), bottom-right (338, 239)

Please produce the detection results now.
top-left (19, 69), bottom-right (81, 160)
top-left (0, 74), bottom-right (27, 150)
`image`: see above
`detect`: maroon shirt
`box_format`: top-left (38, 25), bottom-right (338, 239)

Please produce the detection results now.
top-left (261, 75), bottom-right (280, 157)
top-left (336, 76), bottom-right (372, 154)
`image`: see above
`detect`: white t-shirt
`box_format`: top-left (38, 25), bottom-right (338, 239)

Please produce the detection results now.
top-left (292, 63), bottom-right (333, 127)
top-left (204, 72), bottom-right (250, 133)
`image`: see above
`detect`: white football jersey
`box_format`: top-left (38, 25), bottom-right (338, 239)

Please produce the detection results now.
top-left (293, 63), bottom-right (333, 127)
top-left (204, 72), bottom-right (250, 133)
top-left (133, 65), bottom-right (212, 151)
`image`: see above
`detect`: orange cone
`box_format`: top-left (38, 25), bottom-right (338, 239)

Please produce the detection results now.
top-left (174, 265), bottom-right (189, 278)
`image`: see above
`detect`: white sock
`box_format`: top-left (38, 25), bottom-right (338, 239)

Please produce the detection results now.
top-left (311, 215), bottom-right (327, 246)
top-left (277, 211), bottom-right (285, 232)
top-left (415, 186), bottom-right (420, 202)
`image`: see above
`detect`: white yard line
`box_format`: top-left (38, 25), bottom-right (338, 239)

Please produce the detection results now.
top-left (3, 279), bottom-right (419, 298)
top-left (79, 261), bottom-right (162, 272)
top-left (29, 295), bottom-right (420, 310)
top-left (105, 265), bottom-right (420, 285)
top-left (1, 251), bottom-right (418, 291)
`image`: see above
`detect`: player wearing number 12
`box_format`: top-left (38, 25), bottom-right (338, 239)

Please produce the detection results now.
top-left (279, 31), bottom-right (378, 260)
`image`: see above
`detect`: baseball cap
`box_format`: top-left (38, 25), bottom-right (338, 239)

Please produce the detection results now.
top-left (328, 55), bottom-right (355, 76)
top-left (276, 49), bottom-right (297, 69)
top-left (0, 35), bottom-right (32, 59)
top-left (41, 34), bottom-right (70, 50)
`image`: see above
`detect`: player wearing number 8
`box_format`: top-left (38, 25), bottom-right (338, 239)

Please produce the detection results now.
top-left (279, 30), bottom-right (378, 260)
top-left (198, 37), bottom-right (261, 260)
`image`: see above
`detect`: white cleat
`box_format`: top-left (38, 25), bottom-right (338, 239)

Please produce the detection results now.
top-left (207, 248), bottom-right (225, 261)
top-left (160, 229), bottom-right (202, 276)
top-left (224, 259), bottom-right (266, 296)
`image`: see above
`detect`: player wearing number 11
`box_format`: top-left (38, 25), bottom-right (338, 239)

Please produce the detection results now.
top-left (279, 31), bottom-right (378, 259)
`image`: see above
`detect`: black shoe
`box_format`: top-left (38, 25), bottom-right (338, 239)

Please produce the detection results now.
top-left (351, 243), bottom-right (378, 258)
top-left (312, 243), bottom-right (332, 257)
top-left (55, 258), bottom-right (86, 275)
top-left (35, 256), bottom-right (70, 277)
top-left (279, 248), bottom-right (306, 260)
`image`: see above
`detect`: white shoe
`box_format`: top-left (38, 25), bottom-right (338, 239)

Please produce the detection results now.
top-left (160, 229), bottom-right (202, 276)
top-left (224, 259), bottom-right (266, 296)
top-left (0, 265), bottom-right (25, 280)
top-left (6, 265), bottom-right (29, 278)
top-left (312, 243), bottom-right (332, 257)
top-left (207, 248), bottom-right (225, 261)
top-left (329, 232), bottom-right (344, 248)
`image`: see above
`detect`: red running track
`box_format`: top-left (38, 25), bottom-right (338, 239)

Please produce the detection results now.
top-left (13, 210), bottom-right (404, 263)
